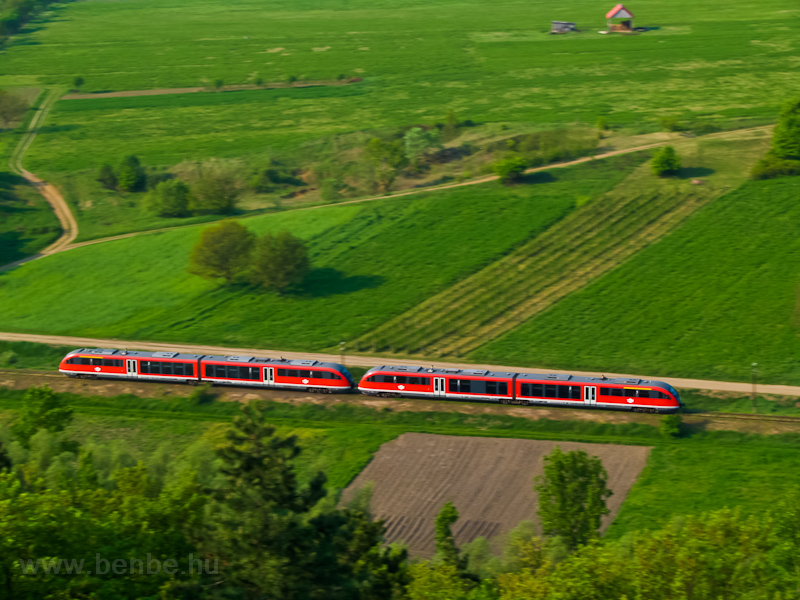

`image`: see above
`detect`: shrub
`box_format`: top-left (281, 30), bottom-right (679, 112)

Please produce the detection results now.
top-left (658, 115), bottom-right (683, 132)
top-left (320, 178), bottom-right (342, 203)
top-left (659, 414), bottom-right (682, 438)
top-left (751, 154), bottom-right (800, 180)
top-left (596, 116), bottom-right (609, 131)
top-left (188, 384), bottom-right (217, 405)
top-left (0, 350), bottom-right (18, 367)
top-left (493, 155), bottom-right (528, 184)
top-left (96, 164), bottom-right (117, 190)
top-left (651, 146), bottom-right (681, 177)
top-left (190, 167), bottom-right (241, 214)
top-left (117, 155), bottom-right (147, 192)
top-left (146, 179), bottom-right (192, 217)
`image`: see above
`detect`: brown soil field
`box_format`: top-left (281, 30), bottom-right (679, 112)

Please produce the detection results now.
top-left (342, 433), bottom-right (651, 558)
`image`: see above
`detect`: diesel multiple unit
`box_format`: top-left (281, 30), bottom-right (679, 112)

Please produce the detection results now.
top-left (59, 349), bottom-right (682, 413)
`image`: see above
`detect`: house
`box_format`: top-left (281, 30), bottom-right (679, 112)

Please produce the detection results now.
top-left (606, 4), bottom-right (634, 32)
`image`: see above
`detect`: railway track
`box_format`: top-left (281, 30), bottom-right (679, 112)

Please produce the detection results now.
top-left (689, 411), bottom-right (800, 424)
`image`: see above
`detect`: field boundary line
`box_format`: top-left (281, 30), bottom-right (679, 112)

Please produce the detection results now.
top-left (2, 87), bottom-right (78, 273)
top-left (39, 125), bottom-right (774, 258)
top-left (0, 331), bottom-right (798, 397)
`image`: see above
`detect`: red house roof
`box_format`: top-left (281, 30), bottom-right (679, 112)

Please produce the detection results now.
top-left (606, 4), bottom-right (634, 19)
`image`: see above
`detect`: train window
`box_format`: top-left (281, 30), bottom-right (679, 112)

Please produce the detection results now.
top-left (162, 363), bottom-right (174, 375)
top-left (558, 386), bottom-right (573, 399)
top-left (520, 383), bottom-right (530, 396)
top-left (572, 386), bottom-right (581, 399)
top-left (394, 376), bottom-right (407, 384)
top-left (499, 382), bottom-right (508, 395)
top-left (448, 379), bottom-right (458, 392)
top-left (637, 390), bottom-right (651, 398)
top-left (461, 379), bottom-right (471, 393)
top-left (186, 364), bottom-right (194, 377)
top-left (544, 384), bottom-right (556, 398)
top-left (487, 381), bottom-right (497, 394)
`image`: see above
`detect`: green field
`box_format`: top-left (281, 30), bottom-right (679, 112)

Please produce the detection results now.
top-left (2, 385), bottom-right (800, 538)
top-left (474, 176), bottom-right (800, 385)
top-left (0, 157), bottom-right (636, 349)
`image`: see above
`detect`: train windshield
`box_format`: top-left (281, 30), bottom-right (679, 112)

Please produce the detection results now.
top-left (665, 384), bottom-right (680, 401)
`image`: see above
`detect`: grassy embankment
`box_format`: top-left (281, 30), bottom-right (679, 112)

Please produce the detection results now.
top-left (4, 0), bottom-right (797, 238)
top-left (0, 157), bottom-right (638, 349)
top-left (358, 132), bottom-right (769, 356)
top-left (474, 174), bottom-right (800, 385)
top-left (1, 385), bottom-right (799, 539)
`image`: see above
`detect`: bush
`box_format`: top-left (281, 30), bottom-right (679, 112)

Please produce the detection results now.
top-left (190, 168), bottom-right (241, 214)
top-left (651, 146), bottom-right (681, 177)
top-left (188, 384), bottom-right (217, 405)
top-left (659, 414), bottom-right (682, 438)
top-left (96, 164), bottom-right (117, 190)
top-left (493, 155), bottom-right (528, 184)
top-left (146, 179), bottom-right (192, 217)
top-left (751, 154), bottom-right (800, 180)
top-left (658, 115), bottom-right (683, 132)
top-left (0, 350), bottom-right (18, 367)
top-left (117, 155), bottom-right (147, 192)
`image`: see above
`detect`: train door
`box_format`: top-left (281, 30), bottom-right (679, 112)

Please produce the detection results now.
top-left (584, 385), bottom-right (597, 406)
top-left (126, 359), bottom-right (137, 377)
top-left (433, 377), bottom-right (446, 397)
top-left (264, 367), bottom-right (275, 386)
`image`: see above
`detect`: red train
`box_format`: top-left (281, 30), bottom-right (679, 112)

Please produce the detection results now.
top-left (59, 349), bottom-right (682, 413)
top-left (357, 365), bottom-right (683, 413)
top-left (59, 348), bottom-right (354, 393)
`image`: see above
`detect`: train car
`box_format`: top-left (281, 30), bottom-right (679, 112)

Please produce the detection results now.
top-left (358, 365), bottom-right (516, 403)
top-left (514, 373), bottom-right (681, 413)
top-left (359, 365), bottom-right (682, 413)
top-left (59, 348), bottom-right (203, 383)
top-left (199, 355), bottom-right (353, 393)
top-left (60, 348), bottom-right (355, 393)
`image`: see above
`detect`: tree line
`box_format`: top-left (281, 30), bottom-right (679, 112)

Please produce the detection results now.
top-left (97, 156), bottom-right (241, 217)
top-left (0, 0), bottom-right (65, 39)
top-left (4, 387), bottom-right (800, 599)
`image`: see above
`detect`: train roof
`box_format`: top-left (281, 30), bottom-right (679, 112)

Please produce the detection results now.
top-left (68, 348), bottom-right (204, 360)
top-left (365, 365), bottom-right (516, 379)
top-left (365, 364), bottom-right (674, 389)
top-left (200, 354), bottom-right (347, 371)
top-left (67, 348), bottom-right (346, 371)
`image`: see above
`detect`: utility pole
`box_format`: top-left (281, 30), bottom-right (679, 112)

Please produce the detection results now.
top-left (751, 362), bottom-right (758, 413)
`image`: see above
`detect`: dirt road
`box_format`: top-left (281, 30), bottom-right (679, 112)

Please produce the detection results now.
top-left (1, 331), bottom-right (796, 397)
top-left (2, 88), bottom-right (77, 273)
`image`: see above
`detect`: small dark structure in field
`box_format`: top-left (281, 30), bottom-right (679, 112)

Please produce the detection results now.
top-left (606, 4), bottom-right (634, 32)
top-left (551, 21), bottom-right (578, 34)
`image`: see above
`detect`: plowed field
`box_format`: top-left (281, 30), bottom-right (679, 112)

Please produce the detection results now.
top-left (343, 433), bottom-right (650, 557)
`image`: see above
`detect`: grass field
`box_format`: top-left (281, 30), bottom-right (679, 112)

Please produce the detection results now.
top-left (360, 132), bottom-right (769, 356)
top-left (5, 0), bottom-right (797, 176)
top-left (0, 157), bottom-right (637, 349)
top-left (2, 385), bottom-right (800, 539)
top-left (473, 175), bottom-right (800, 385)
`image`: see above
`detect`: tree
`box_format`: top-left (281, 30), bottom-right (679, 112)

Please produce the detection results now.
top-left (493, 155), bottom-right (528, 184)
top-left (188, 220), bottom-right (255, 285)
top-left (190, 167), bottom-right (241, 214)
top-left (11, 386), bottom-right (73, 449)
top-left (534, 447), bottom-right (612, 551)
top-left (434, 501), bottom-right (463, 568)
top-left (202, 401), bottom-right (407, 599)
top-left (116, 155), bottom-right (146, 192)
top-left (213, 78), bottom-right (224, 91)
top-left (752, 98), bottom-right (800, 180)
top-left (0, 90), bottom-right (27, 129)
top-left (770, 97), bottom-right (800, 160)
top-left (364, 137), bottom-right (407, 193)
top-left (249, 230), bottom-right (310, 292)
top-left (145, 179), bottom-right (191, 217)
top-left (404, 127), bottom-right (440, 170)
top-left (96, 163), bottom-right (117, 190)
top-left (651, 145), bottom-right (681, 177)
top-left (72, 76), bottom-right (84, 91)
top-left (442, 109), bottom-right (459, 142)
top-left (407, 563), bottom-right (471, 600)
